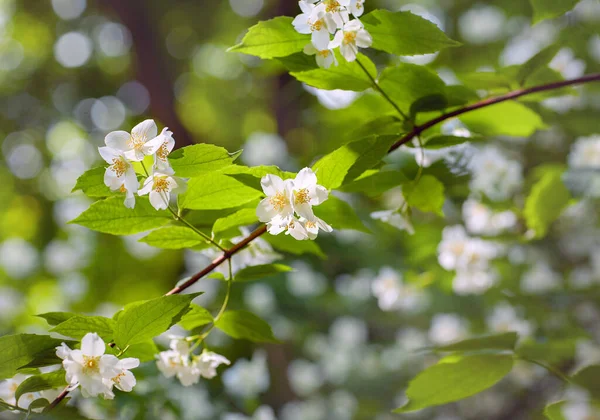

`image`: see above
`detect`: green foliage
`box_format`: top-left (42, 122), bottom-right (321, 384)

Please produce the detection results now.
top-left (265, 234), bottom-right (326, 259)
top-left (70, 197), bottom-right (172, 235)
top-left (395, 354), bottom-right (514, 412)
top-left (434, 332), bottom-right (519, 353)
top-left (530, 0), bottom-right (581, 23)
top-left (524, 168), bottom-right (571, 238)
top-left (37, 312), bottom-right (77, 326)
top-left (313, 195), bottom-right (369, 233)
top-left (115, 341), bottom-right (159, 363)
top-left (424, 134), bottom-right (482, 149)
top-left (178, 305), bottom-right (214, 330)
top-left (113, 294), bottom-right (199, 348)
top-left (169, 144), bottom-right (238, 177)
top-left (212, 208), bottom-right (258, 235)
top-left (572, 364), bottom-right (600, 400)
top-left (460, 101), bottom-right (547, 137)
top-left (72, 167), bottom-right (114, 198)
top-left (216, 310), bottom-right (279, 343)
top-left (180, 173), bottom-right (263, 210)
top-left (50, 315), bottom-right (116, 342)
top-left (290, 53), bottom-right (376, 92)
top-left (517, 45), bottom-right (561, 85)
top-left (234, 263), bottom-right (293, 282)
top-left (228, 17), bottom-right (308, 58)
top-left (339, 170), bottom-right (409, 196)
top-left (544, 401), bottom-right (566, 420)
top-left (0, 334), bottom-right (66, 380)
top-left (404, 175), bottom-right (445, 216)
top-left (15, 371), bottom-right (66, 404)
top-left (362, 10), bottom-right (460, 56)
top-left (139, 226), bottom-right (208, 249)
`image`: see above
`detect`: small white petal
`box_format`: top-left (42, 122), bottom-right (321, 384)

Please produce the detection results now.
top-left (105, 131), bottom-right (130, 151)
top-left (81, 333), bottom-right (105, 357)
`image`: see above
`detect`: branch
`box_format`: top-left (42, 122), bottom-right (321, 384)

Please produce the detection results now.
top-left (389, 73), bottom-right (600, 153)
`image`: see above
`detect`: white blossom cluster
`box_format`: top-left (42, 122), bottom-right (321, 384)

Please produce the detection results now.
top-left (56, 332), bottom-right (139, 399)
top-left (293, 0), bottom-right (372, 67)
top-left (257, 168), bottom-right (333, 241)
top-left (0, 374), bottom-right (60, 411)
top-left (370, 267), bottom-right (428, 312)
top-left (99, 119), bottom-right (186, 211)
top-left (156, 337), bottom-right (230, 386)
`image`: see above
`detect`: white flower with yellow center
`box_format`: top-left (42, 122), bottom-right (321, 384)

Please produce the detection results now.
top-left (104, 119), bottom-right (165, 162)
top-left (194, 350), bottom-right (231, 379)
top-left (349, 0), bottom-right (364, 17)
top-left (138, 171), bottom-right (187, 211)
top-left (303, 43), bottom-right (337, 68)
top-left (105, 358), bottom-right (139, 394)
top-left (328, 19), bottom-right (372, 62)
top-left (153, 128), bottom-right (176, 173)
top-left (291, 168), bottom-right (329, 220)
top-left (293, 1), bottom-right (334, 50)
top-left (0, 374), bottom-right (38, 410)
top-left (320, 0), bottom-right (350, 31)
top-left (98, 146), bottom-right (138, 209)
top-left (301, 215), bottom-right (333, 240)
top-left (256, 174), bottom-right (295, 233)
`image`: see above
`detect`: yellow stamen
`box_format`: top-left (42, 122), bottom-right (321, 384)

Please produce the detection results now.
top-left (119, 184), bottom-right (127, 193)
top-left (110, 158), bottom-right (127, 177)
top-left (310, 18), bottom-right (324, 32)
top-left (112, 372), bottom-right (126, 384)
top-left (324, 0), bottom-right (340, 12)
top-left (127, 133), bottom-right (146, 150)
top-left (305, 220), bottom-right (317, 229)
top-left (294, 188), bottom-right (310, 205)
top-left (153, 176), bottom-right (170, 193)
top-left (82, 356), bottom-right (100, 374)
top-left (156, 142), bottom-right (169, 161)
top-left (270, 192), bottom-right (289, 211)
top-left (343, 31), bottom-right (357, 45)
top-left (317, 50), bottom-right (331, 58)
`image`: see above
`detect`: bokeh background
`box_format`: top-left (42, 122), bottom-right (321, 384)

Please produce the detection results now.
top-left (2, 0), bottom-right (600, 419)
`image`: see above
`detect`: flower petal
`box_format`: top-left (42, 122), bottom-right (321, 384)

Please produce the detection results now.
top-left (105, 131), bottom-right (130, 151)
top-left (131, 119), bottom-right (157, 141)
top-left (260, 174), bottom-right (285, 197)
top-left (81, 333), bottom-right (105, 357)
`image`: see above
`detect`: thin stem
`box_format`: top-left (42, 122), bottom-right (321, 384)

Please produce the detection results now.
top-left (518, 356), bottom-right (572, 385)
top-left (45, 386), bottom-right (70, 412)
top-left (167, 206), bottom-right (226, 252)
top-left (356, 57), bottom-right (410, 121)
top-left (0, 400), bottom-right (29, 413)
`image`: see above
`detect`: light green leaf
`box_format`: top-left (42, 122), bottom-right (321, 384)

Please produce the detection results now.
top-left (339, 170), bottom-right (409, 196)
top-left (434, 332), bottom-right (519, 353)
top-left (404, 175), bottom-right (445, 216)
top-left (37, 312), bottom-right (77, 326)
top-left (180, 173), bottom-right (263, 210)
top-left (572, 364), bottom-right (600, 400)
top-left (178, 304), bottom-right (214, 330)
top-left (395, 354), bottom-right (514, 412)
top-left (15, 372), bottom-right (66, 404)
top-left (69, 197), bottom-right (172, 235)
top-left (517, 45), bottom-right (561, 85)
top-left (362, 10), bottom-right (460, 56)
top-left (212, 208), bottom-right (258, 234)
top-left (0, 334), bottom-right (66, 380)
top-left (50, 316), bottom-right (116, 342)
top-left (235, 263), bottom-right (293, 282)
top-left (424, 134), bottom-right (482, 149)
top-left (72, 167), bottom-right (115, 198)
top-left (216, 310), bottom-right (279, 343)
top-left (169, 144), bottom-right (237, 177)
top-left (460, 101), bottom-right (547, 137)
top-left (113, 294), bottom-right (199, 348)
top-left (105, 340), bottom-right (159, 363)
top-left (544, 401), bottom-right (567, 420)
top-left (228, 16), bottom-right (309, 58)
top-left (265, 234), bottom-right (326, 259)
top-left (139, 226), bottom-right (207, 249)
top-left (530, 0), bottom-right (581, 23)
top-left (524, 168), bottom-right (571, 238)
top-left (290, 53), bottom-right (376, 92)
top-left (313, 195), bottom-right (369, 233)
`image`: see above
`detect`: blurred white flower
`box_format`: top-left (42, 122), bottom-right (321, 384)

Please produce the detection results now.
top-left (222, 350), bottom-right (270, 398)
top-left (462, 199), bottom-right (517, 236)
top-left (521, 262), bottom-right (562, 294)
top-left (549, 48), bottom-right (586, 79)
top-left (371, 267), bottom-right (427, 312)
top-left (486, 303), bottom-right (533, 337)
top-left (568, 135), bottom-right (600, 169)
top-left (287, 261), bottom-right (327, 297)
top-left (371, 209), bottom-right (414, 234)
top-left (0, 238), bottom-right (39, 279)
top-left (469, 146), bottom-right (523, 201)
top-left (195, 350), bottom-right (231, 379)
top-left (428, 313), bottom-right (469, 345)
top-left (0, 374), bottom-right (38, 409)
top-left (287, 359), bottom-right (324, 396)
top-left (438, 225), bottom-right (501, 274)
top-left (452, 269), bottom-right (497, 295)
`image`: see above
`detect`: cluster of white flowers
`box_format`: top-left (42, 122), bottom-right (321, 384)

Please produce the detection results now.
top-left (257, 168), bottom-right (333, 241)
top-left (99, 119), bottom-right (186, 210)
top-left (568, 135), bottom-right (600, 169)
top-left (462, 199), bottom-right (517, 236)
top-left (370, 267), bottom-right (428, 312)
top-left (437, 225), bottom-right (502, 295)
top-left (56, 332), bottom-right (139, 399)
top-left (469, 146), bottom-right (523, 202)
top-left (293, 0), bottom-right (372, 67)
top-left (156, 337), bottom-right (230, 386)
top-left (0, 373), bottom-right (60, 411)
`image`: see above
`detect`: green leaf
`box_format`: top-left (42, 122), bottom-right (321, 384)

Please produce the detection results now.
top-left (30, 398), bottom-right (50, 411)
top-left (530, 0), bottom-right (581, 23)
top-left (517, 45), bottom-right (561, 85)
top-left (15, 372), bottom-right (66, 404)
top-left (139, 226), bottom-right (207, 249)
top-left (460, 101), bottom-right (547, 137)
top-left (424, 134), bottom-right (481, 149)
top-left (313, 195), bottom-right (369, 233)
top-left (212, 208), bottom-right (258, 235)
top-left (235, 263), bottom-right (293, 282)
top-left (276, 52), bottom-right (318, 72)
top-left (544, 401), bottom-right (566, 420)
top-left (69, 197), bottom-right (172, 235)
top-left (106, 340), bottom-right (159, 363)
top-left (339, 170), bottom-right (409, 196)
top-left (169, 144), bottom-right (237, 177)
top-left (50, 316), bottom-right (116, 342)
top-left (180, 173), bottom-right (263, 210)
top-left (216, 310), bottom-right (279, 343)
top-left (72, 167), bottom-right (115, 198)
top-left (0, 334), bottom-right (66, 380)
top-left (404, 175), bottom-right (445, 216)
top-left (362, 10), bottom-right (460, 56)
top-left (178, 304), bottom-right (214, 330)
top-left (312, 135), bottom-right (397, 190)
top-left (572, 364), bottom-right (600, 400)
top-left (228, 16), bottom-right (309, 58)
top-left (524, 168), bottom-right (571, 238)
top-left (113, 294), bottom-right (199, 348)
top-left (290, 53), bottom-right (376, 92)
top-left (394, 354), bottom-right (514, 412)
top-left (265, 234), bottom-right (326, 259)
top-left (36, 312), bottom-right (77, 326)
top-left (435, 332), bottom-right (519, 353)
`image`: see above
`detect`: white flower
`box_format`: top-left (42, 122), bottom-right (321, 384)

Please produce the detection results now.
top-left (349, 0), bottom-right (364, 17)
top-left (486, 303), bottom-right (533, 337)
top-left (462, 199), bottom-right (516, 236)
top-left (195, 350), bottom-right (231, 379)
top-left (282, 215), bottom-right (310, 240)
top-left (56, 332), bottom-right (138, 399)
top-left (152, 128), bottom-right (175, 173)
top-left (428, 313), bottom-right (469, 345)
top-left (138, 171), bottom-right (187, 211)
top-left (293, 1), bottom-right (333, 50)
top-left (98, 146), bottom-right (138, 209)
top-left (437, 225), bottom-right (500, 272)
top-left (371, 267), bottom-right (427, 312)
top-left (222, 350), bottom-right (270, 398)
top-left (291, 168), bottom-right (329, 220)
top-left (568, 135), bottom-right (600, 169)
top-left (549, 47), bottom-right (586, 79)
top-left (469, 146), bottom-right (523, 202)
top-left (328, 19), bottom-right (372, 62)
top-left (452, 269), bottom-right (497, 295)
top-left (303, 43), bottom-right (337, 69)
top-left (256, 174), bottom-right (295, 232)
top-left (521, 262), bottom-right (562, 294)
top-left (0, 374), bottom-right (37, 409)
top-left (301, 215), bottom-right (333, 240)
top-left (321, 0), bottom-right (351, 30)
top-left (104, 119), bottom-right (164, 162)
top-left (370, 209), bottom-right (414, 234)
